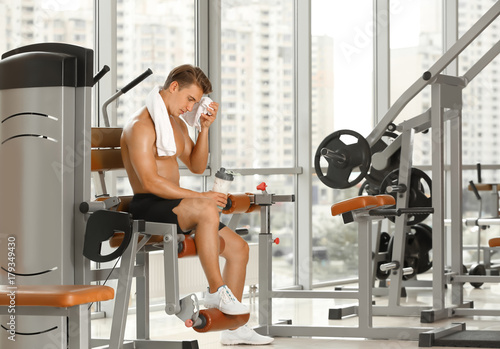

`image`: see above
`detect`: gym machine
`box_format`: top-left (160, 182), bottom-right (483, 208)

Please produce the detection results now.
top-left (0, 43), bottom-right (98, 348)
top-left (313, 1), bottom-right (500, 347)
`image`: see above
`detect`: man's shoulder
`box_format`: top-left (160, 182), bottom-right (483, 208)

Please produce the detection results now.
top-left (122, 109), bottom-right (155, 141)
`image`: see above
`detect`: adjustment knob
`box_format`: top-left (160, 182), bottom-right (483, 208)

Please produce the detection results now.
top-left (257, 182), bottom-right (267, 191)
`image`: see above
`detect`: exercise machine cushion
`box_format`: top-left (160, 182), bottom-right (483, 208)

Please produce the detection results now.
top-left (0, 285), bottom-right (114, 307)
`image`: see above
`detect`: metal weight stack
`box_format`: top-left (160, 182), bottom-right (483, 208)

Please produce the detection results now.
top-left (0, 43), bottom-right (93, 348)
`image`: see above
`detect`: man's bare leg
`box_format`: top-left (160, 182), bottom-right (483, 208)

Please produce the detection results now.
top-left (219, 227), bottom-right (249, 301)
top-left (173, 197), bottom-right (224, 293)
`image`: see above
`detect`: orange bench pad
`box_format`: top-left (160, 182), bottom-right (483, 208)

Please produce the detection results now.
top-left (331, 195), bottom-right (396, 216)
top-left (109, 233), bottom-right (225, 257)
top-left (375, 194), bottom-right (396, 207)
top-left (489, 237), bottom-right (500, 247)
top-left (0, 285), bottom-right (114, 308)
top-left (331, 196), bottom-right (379, 216)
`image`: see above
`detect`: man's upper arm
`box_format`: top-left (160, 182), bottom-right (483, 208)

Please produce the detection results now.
top-left (125, 124), bottom-right (158, 187)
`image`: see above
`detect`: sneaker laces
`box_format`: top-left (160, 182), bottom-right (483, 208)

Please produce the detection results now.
top-left (219, 286), bottom-right (237, 305)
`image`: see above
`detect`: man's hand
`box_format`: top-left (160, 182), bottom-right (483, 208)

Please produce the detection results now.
top-left (202, 190), bottom-right (227, 211)
top-left (200, 102), bottom-right (219, 131)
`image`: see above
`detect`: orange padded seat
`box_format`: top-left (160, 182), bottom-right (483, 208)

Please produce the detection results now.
top-left (0, 285), bottom-right (114, 308)
top-left (489, 237), bottom-right (500, 247)
top-left (375, 194), bottom-right (396, 207)
top-left (331, 196), bottom-right (378, 216)
top-left (331, 195), bottom-right (396, 217)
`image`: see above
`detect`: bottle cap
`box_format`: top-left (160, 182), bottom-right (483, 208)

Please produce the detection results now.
top-left (215, 167), bottom-right (234, 181)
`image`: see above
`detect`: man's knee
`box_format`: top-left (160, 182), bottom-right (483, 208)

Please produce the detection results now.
top-left (227, 235), bottom-right (250, 263)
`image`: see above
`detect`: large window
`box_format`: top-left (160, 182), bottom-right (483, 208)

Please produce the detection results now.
top-left (0, 0), bottom-right (94, 53)
top-left (458, 0), bottom-right (500, 264)
top-left (220, 0), bottom-right (295, 170)
top-left (311, 0), bottom-right (374, 283)
top-left (220, 0), bottom-right (296, 287)
top-left (115, 0), bottom-right (196, 128)
top-left (113, 0), bottom-right (197, 196)
top-left (390, 0), bottom-right (442, 166)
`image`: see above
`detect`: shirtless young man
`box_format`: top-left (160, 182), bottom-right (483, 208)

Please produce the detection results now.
top-left (120, 65), bottom-right (273, 345)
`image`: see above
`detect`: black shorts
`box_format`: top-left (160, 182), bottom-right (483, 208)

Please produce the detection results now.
top-left (129, 193), bottom-right (226, 235)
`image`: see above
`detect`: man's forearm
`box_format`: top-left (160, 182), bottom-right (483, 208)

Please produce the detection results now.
top-left (189, 128), bottom-right (210, 173)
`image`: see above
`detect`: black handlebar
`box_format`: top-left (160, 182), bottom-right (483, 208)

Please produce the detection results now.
top-left (469, 180), bottom-right (482, 201)
top-left (93, 65), bottom-right (110, 86)
top-left (369, 207), bottom-right (434, 217)
top-left (121, 68), bottom-right (153, 94)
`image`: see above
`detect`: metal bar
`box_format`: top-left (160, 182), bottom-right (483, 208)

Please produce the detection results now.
top-left (366, 0), bottom-right (500, 146)
top-left (163, 226), bottom-right (181, 315)
top-left (373, 0), bottom-right (391, 123)
top-left (135, 250), bottom-right (150, 340)
top-left (254, 324), bottom-right (428, 341)
top-left (454, 308), bottom-right (500, 317)
top-left (357, 219), bottom-right (373, 329)
top-left (450, 108), bottom-right (464, 306)
top-left (224, 167), bottom-right (303, 176)
top-left (109, 223), bottom-right (140, 349)
top-left (463, 40), bottom-right (500, 83)
top-left (387, 128), bottom-right (413, 308)
top-left (452, 275), bottom-right (500, 283)
top-left (430, 81), bottom-right (447, 317)
top-left (269, 290), bottom-right (360, 299)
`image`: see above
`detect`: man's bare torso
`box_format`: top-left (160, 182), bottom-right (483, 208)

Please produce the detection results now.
top-left (121, 107), bottom-right (187, 194)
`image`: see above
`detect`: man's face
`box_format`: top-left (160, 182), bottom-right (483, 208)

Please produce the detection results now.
top-left (169, 82), bottom-right (204, 117)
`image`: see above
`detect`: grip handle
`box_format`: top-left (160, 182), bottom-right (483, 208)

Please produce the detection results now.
top-left (469, 180), bottom-right (481, 201)
top-left (121, 68), bottom-right (153, 93)
top-left (93, 65), bottom-right (110, 86)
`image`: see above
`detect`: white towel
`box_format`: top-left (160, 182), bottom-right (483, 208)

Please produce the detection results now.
top-left (180, 96), bottom-right (213, 132)
top-left (146, 86), bottom-right (176, 157)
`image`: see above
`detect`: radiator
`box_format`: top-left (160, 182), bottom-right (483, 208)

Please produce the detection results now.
top-left (148, 243), bottom-right (259, 298)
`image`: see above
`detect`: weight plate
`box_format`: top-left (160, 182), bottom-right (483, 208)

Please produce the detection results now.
top-left (469, 263), bottom-right (486, 288)
top-left (315, 130), bottom-right (371, 189)
top-left (380, 168), bottom-right (432, 225)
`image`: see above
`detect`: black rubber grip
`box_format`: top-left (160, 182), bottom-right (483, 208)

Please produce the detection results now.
top-left (369, 207), bottom-right (434, 217)
top-left (93, 65), bottom-right (110, 86)
top-left (121, 68), bottom-right (153, 94)
top-left (469, 181), bottom-right (481, 201)
top-left (477, 163), bottom-right (482, 183)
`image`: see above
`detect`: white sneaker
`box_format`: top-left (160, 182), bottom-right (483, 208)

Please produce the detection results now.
top-left (221, 325), bottom-right (274, 345)
top-left (204, 285), bottom-right (250, 315)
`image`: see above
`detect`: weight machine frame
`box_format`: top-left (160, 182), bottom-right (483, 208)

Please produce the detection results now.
top-left (362, 1), bottom-right (500, 323)
top-left (252, 0), bottom-right (500, 344)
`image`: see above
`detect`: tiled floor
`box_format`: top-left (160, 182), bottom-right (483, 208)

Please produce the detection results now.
top-left (92, 280), bottom-right (500, 348)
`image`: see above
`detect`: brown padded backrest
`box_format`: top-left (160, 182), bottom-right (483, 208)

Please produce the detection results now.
top-left (91, 127), bottom-right (124, 171)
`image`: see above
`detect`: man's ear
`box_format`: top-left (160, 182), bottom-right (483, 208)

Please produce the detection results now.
top-left (169, 81), bottom-right (179, 92)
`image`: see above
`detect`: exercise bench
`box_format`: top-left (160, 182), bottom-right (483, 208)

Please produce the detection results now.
top-left (82, 127), bottom-right (249, 348)
top-left (0, 284), bottom-right (113, 349)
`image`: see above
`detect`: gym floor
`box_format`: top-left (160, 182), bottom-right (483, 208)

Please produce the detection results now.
top-left (92, 279), bottom-right (500, 348)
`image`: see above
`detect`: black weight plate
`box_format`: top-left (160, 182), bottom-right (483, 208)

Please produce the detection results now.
top-left (411, 223), bottom-right (433, 274)
top-left (469, 263), bottom-right (486, 288)
top-left (315, 130), bottom-right (371, 189)
top-left (380, 168), bottom-right (432, 225)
